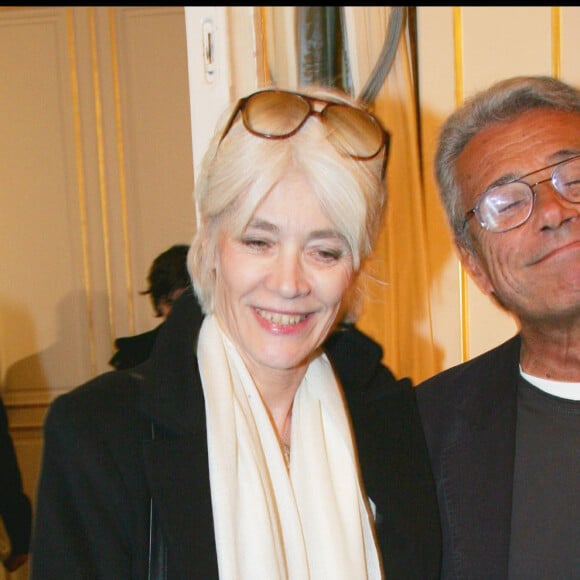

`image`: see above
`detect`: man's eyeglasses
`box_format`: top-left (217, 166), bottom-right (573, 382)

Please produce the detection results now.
top-left (464, 154), bottom-right (580, 233)
top-left (217, 89), bottom-right (390, 177)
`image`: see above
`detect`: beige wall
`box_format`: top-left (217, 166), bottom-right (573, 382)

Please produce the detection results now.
top-left (418, 6), bottom-right (580, 368)
top-left (0, 8), bottom-right (578, 577)
top-left (0, 9), bottom-right (194, 577)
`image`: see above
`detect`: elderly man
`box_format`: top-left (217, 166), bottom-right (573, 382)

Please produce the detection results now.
top-left (416, 75), bottom-right (579, 579)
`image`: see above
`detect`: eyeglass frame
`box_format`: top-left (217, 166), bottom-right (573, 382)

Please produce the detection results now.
top-left (216, 89), bottom-right (391, 178)
top-left (463, 153), bottom-right (580, 233)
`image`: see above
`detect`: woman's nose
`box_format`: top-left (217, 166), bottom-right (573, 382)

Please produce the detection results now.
top-left (267, 252), bottom-right (310, 298)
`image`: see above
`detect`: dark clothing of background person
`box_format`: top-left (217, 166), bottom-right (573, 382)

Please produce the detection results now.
top-left (109, 292), bottom-right (203, 370)
top-left (109, 326), bottom-right (161, 370)
top-left (31, 289), bottom-right (442, 580)
top-left (0, 394), bottom-right (32, 570)
top-left (109, 244), bottom-right (193, 370)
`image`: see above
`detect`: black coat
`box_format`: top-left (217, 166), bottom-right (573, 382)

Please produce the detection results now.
top-left (31, 289), bottom-right (441, 579)
top-left (416, 335), bottom-right (521, 580)
top-left (0, 395), bottom-right (32, 557)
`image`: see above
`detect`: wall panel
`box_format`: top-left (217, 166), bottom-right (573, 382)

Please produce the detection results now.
top-left (0, 7), bottom-right (194, 403)
top-left (417, 6), bottom-right (578, 367)
top-left (0, 8), bottom-right (91, 402)
top-left (0, 10), bottom-right (194, 560)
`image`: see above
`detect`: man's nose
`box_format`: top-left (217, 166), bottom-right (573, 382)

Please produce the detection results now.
top-left (532, 179), bottom-right (579, 230)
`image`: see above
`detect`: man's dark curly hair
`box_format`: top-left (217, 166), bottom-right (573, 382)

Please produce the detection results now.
top-left (141, 244), bottom-right (191, 317)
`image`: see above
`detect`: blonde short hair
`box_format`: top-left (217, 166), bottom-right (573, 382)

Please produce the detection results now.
top-left (189, 87), bottom-right (388, 322)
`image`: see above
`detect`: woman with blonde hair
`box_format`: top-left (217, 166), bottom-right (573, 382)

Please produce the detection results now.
top-left (31, 87), bottom-right (441, 579)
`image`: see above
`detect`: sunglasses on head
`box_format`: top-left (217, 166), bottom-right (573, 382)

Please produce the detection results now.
top-left (218, 89), bottom-right (390, 177)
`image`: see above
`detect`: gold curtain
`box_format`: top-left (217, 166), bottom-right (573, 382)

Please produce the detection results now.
top-left (346, 7), bottom-right (438, 384)
top-left (258, 7), bottom-right (438, 384)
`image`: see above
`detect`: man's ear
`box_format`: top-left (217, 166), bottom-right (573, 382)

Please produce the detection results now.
top-left (455, 238), bottom-right (495, 296)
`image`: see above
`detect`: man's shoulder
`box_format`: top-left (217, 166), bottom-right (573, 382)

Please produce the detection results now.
top-left (417, 334), bottom-right (520, 392)
top-left (415, 335), bottom-right (520, 450)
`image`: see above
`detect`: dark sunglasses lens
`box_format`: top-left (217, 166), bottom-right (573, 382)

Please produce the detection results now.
top-left (244, 91), bottom-right (310, 138)
top-left (323, 105), bottom-right (385, 158)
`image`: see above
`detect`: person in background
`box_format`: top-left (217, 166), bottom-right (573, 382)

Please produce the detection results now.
top-left (31, 87), bottom-right (441, 579)
top-left (0, 394), bottom-right (32, 573)
top-left (109, 244), bottom-right (194, 370)
top-left (416, 75), bottom-right (580, 579)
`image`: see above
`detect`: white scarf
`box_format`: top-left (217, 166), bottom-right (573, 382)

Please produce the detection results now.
top-left (197, 315), bottom-right (382, 580)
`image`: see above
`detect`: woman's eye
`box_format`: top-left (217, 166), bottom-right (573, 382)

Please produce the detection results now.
top-left (311, 246), bottom-right (346, 263)
top-left (240, 237), bottom-right (272, 250)
top-left (318, 249), bottom-right (341, 260)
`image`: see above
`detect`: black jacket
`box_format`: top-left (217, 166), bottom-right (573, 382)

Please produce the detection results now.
top-left (31, 289), bottom-right (441, 579)
top-left (416, 335), bottom-right (521, 580)
top-left (0, 395), bottom-right (32, 558)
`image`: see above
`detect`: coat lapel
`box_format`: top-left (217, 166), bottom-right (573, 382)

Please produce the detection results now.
top-left (440, 338), bottom-right (520, 579)
top-left (139, 289), bottom-right (219, 578)
top-left (144, 434), bottom-right (218, 578)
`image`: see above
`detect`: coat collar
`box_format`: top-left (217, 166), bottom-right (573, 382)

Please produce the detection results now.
top-left (136, 289), bottom-right (218, 577)
top-left (437, 336), bottom-right (521, 579)
top-left (138, 287), bottom-right (205, 435)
